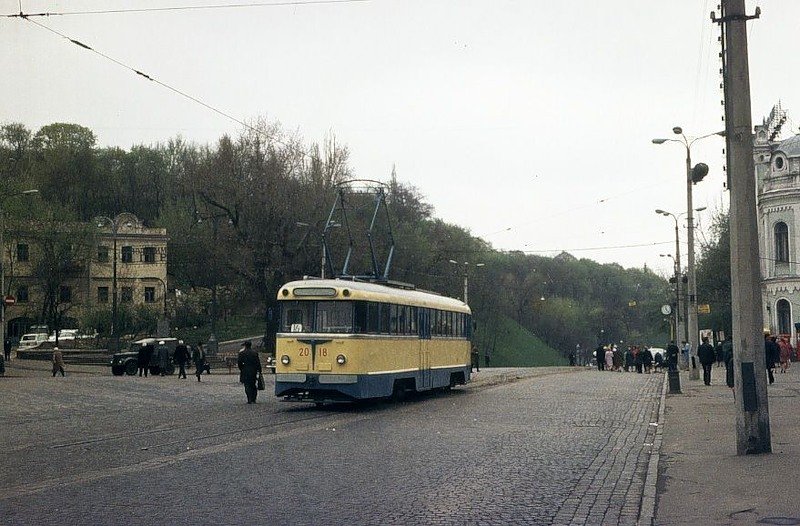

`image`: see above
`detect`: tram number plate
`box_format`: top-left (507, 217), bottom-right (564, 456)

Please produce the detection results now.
top-left (298, 347), bottom-right (328, 357)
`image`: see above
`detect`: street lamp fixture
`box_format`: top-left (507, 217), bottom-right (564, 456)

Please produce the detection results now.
top-left (448, 260), bottom-right (484, 304)
top-left (1, 189), bottom-right (38, 355)
top-left (652, 127), bottom-right (723, 381)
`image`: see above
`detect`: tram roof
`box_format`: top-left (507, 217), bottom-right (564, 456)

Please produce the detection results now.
top-left (278, 278), bottom-right (471, 313)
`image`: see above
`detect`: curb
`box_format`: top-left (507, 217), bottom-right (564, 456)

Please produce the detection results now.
top-left (638, 371), bottom-right (667, 526)
top-left (468, 367), bottom-right (582, 390)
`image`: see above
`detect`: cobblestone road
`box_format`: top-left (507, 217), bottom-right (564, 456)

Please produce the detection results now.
top-left (1, 367), bottom-right (662, 525)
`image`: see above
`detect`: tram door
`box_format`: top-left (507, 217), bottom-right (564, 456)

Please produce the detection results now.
top-left (418, 308), bottom-right (432, 389)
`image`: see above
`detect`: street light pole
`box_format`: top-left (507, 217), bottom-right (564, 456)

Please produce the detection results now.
top-left (656, 210), bottom-right (684, 345)
top-left (653, 129), bottom-right (722, 380)
top-left (659, 253), bottom-right (680, 341)
top-left (0, 189), bottom-right (38, 357)
top-left (448, 260), bottom-right (484, 304)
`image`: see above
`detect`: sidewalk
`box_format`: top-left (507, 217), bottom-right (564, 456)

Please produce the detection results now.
top-left (655, 365), bottom-right (800, 525)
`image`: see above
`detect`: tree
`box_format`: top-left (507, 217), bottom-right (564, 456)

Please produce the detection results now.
top-left (696, 209), bottom-right (732, 337)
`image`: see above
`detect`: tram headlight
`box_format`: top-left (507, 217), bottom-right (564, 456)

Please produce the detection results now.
top-left (281, 355), bottom-right (290, 365)
top-left (336, 354), bottom-right (346, 365)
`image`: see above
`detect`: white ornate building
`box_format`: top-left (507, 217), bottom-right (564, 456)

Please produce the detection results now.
top-left (755, 116), bottom-right (800, 340)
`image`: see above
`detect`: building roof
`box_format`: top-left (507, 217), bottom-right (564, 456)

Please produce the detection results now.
top-left (775, 134), bottom-right (800, 158)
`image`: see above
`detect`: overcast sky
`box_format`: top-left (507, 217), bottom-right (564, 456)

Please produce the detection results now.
top-left (2, 0), bottom-right (797, 276)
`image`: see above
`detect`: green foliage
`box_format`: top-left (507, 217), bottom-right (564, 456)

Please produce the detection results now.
top-left (696, 209), bottom-right (731, 336)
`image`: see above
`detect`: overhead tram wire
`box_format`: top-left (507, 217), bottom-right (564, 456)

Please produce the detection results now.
top-left (4, 0), bottom-right (369, 18)
top-left (18, 17), bottom-right (317, 163)
top-left (480, 179), bottom-right (672, 239)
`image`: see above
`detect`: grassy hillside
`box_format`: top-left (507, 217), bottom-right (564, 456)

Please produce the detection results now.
top-left (475, 313), bottom-right (567, 367)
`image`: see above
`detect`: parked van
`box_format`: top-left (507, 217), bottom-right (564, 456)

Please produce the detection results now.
top-left (17, 333), bottom-right (48, 351)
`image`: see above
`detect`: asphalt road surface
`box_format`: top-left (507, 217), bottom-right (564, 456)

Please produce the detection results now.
top-left (1, 368), bottom-right (662, 525)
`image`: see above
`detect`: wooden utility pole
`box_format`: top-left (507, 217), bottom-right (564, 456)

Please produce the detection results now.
top-left (715, 0), bottom-right (771, 455)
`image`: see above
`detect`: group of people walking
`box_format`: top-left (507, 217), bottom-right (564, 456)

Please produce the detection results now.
top-left (136, 340), bottom-right (209, 381)
top-left (593, 344), bottom-right (663, 374)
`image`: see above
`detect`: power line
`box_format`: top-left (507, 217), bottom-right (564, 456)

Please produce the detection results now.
top-left (4, 0), bottom-right (369, 18)
top-left (18, 16), bottom-right (318, 162)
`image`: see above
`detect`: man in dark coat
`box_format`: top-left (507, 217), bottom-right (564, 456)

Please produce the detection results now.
top-left (723, 336), bottom-right (734, 393)
top-left (192, 342), bottom-right (206, 382)
top-left (594, 344), bottom-right (605, 371)
top-left (698, 336), bottom-right (716, 386)
top-left (765, 334), bottom-right (780, 385)
top-left (237, 341), bottom-right (262, 404)
top-left (157, 340), bottom-right (170, 376)
top-left (137, 343), bottom-right (150, 377)
top-left (666, 341), bottom-right (680, 372)
top-left (174, 340), bottom-right (190, 379)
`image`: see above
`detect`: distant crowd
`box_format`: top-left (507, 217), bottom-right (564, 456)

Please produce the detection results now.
top-left (589, 344), bottom-right (665, 374)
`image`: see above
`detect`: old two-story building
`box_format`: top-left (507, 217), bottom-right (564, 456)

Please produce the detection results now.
top-left (3, 213), bottom-right (168, 339)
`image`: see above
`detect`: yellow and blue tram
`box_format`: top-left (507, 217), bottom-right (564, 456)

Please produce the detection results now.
top-left (274, 278), bottom-right (472, 403)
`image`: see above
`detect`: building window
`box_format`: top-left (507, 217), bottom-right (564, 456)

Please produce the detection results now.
top-left (777, 299), bottom-right (791, 336)
top-left (97, 246), bottom-right (109, 263)
top-left (143, 247), bottom-right (156, 263)
top-left (121, 287), bottom-right (133, 303)
top-left (144, 287), bottom-right (156, 303)
top-left (16, 244), bottom-right (29, 262)
top-left (59, 285), bottom-right (72, 303)
top-left (17, 285), bottom-right (29, 303)
top-left (775, 222), bottom-right (789, 263)
top-left (97, 286), bottom-right (109, 303)
top-left (121, 246), bottom-right (133, 263)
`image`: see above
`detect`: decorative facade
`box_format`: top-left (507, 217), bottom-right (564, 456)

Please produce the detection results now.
top-left (755, 117), bottom-right (800, 341)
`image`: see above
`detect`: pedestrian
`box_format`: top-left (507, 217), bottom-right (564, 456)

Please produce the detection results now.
top-left (52, 346), bottom-right (65, 377)
top-left (174, 340), bottom-right (190, 379)
top-left (4, 336), bottom-right (11, 362)
top-left (723, 336), bottom-right (734, 397)
top-left (641, 346), bottom-right (653, 373)
top-left (625, 347), bottom-right (635, 372)
top-left (666, 340), bottom-right (680, 372)
top-left (568, 350), bottom-right (576, 367)
top-left (612, 345), bottom-right (623, 371)
top-left (604, 346), bottom-right (614, 371)
top-left (715, 340), bottom-right (724, 368)
top-left (653, 351), bottom-right (664, 372)
top-left (698, 336), bottom-right (715, 386)
top-left (595, 344), bottom-right (605, 371)
top-left (778, 337), bottom-right (792, 373)
top-left (192, 342), bottom-right (206, 382)
top-left (765, 334), bottom-right (779, 385)
top-left (681, 341), bottom-right (691, 370)
top-left (137, 342), bottom-right (150, 377)
top-left (157, 340), bottom-right (170, 376)
top-left (471, 346), bottom-right (480, 372)
top-left (634, 346), bottom-right (643, 374)
top-left (237, 341), bottom-right (262, 404)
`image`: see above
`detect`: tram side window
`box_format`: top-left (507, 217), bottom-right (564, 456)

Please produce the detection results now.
top-left (316, 301), bottom-right (353, 333)
top-left (367, 302), bottom-right (380, 333)
top-left (354, 302), bottom-right (368, 333)
top-left (390, 304), bottom-right (399, 334)
top-left (455, 312), bottom-right (462, 338)
top-left (380, 303), bottom-right (391, 334)
top-left (281, 301), bottom-right (313, 333)
top-left (409, 306), bottom-right (418, 334)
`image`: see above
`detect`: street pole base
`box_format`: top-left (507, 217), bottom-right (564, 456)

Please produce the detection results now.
top-left (668, 369), bottom-right (682, 394)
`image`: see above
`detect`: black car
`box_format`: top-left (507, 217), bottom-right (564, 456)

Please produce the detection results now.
top-left (111, 337), bottom-right (178, 376)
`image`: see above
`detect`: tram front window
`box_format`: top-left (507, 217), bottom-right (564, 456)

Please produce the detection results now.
top-left (316, 301), bottom-right (353, 333)
top-left (281, 301), bottom-right (313, 333)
